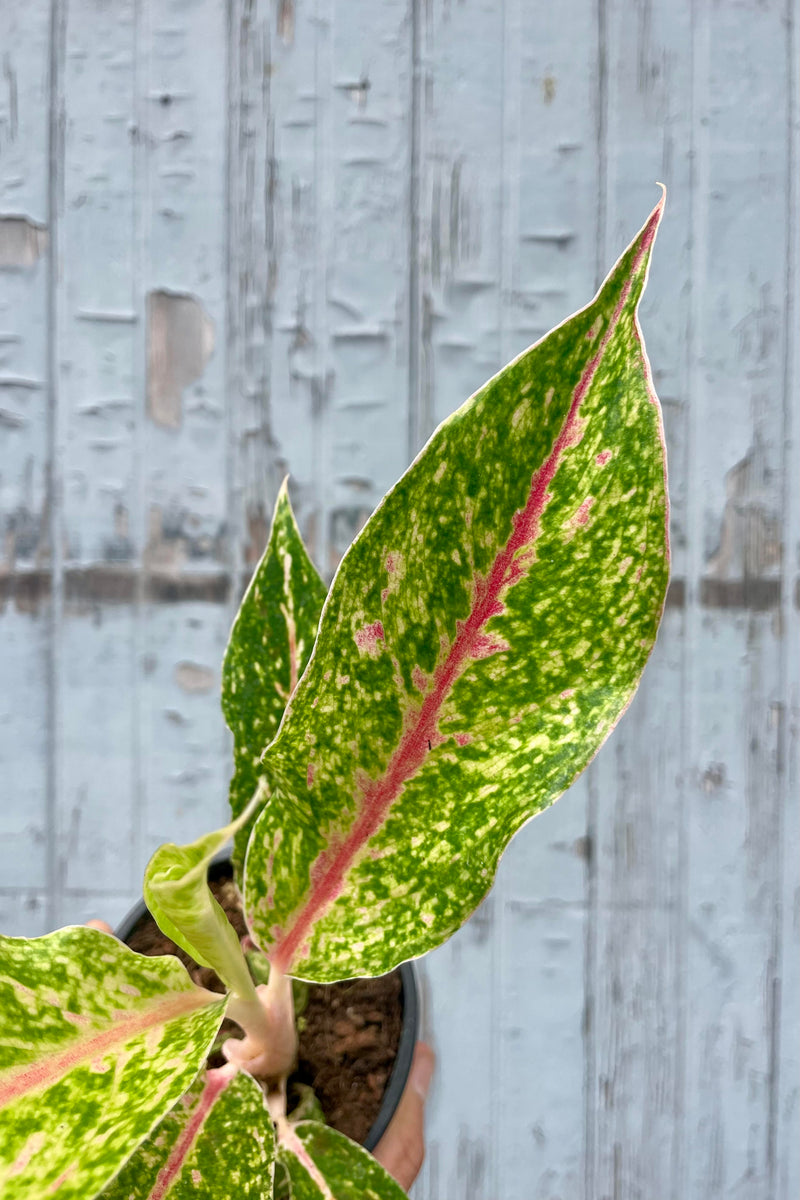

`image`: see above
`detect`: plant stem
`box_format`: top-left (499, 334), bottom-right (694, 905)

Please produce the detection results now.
top-left (225, 963), bottom-right (297, 1085)
top-left (265, 964), bottom-right (296, 1052)
top-left (226, 991), bottom-right (272, 1046)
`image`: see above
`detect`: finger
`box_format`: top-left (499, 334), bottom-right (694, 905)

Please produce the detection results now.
top-left (373, 1041), bottom-right (435, 1192)
top-left (85, 919), bottom-right (114, 934)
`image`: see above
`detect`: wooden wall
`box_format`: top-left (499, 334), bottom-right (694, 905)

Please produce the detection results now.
top-left (1, 1), bottom-right (797, 1196)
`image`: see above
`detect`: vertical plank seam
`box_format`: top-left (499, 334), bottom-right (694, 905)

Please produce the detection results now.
top-left (45, 0), bottom-right (67, 931)
top-left (223, 0), bottom-right (243, 723)
top-left (583, 2), bottom-right (608, 1192)
top-left (777, 8), bottom-right (800, 1190)
top-left (681, 0), bottom-right (711, 1193)
top-left (312, 0), bottom-right (333, 575)
top-left (130, 0), bottom-right (147, 893)
top-left (406, 0), bottom-right (422, 458)
top-left (669, 2), bottom-right (702, 1192)
top-left (668, 0), bottom-right (691, 1188)
top-left (138, 0), bottom-right (157, 876)
top-left (770, 1), bottom-right (798, 1191)
top-left (582, 768), bottom-right (599, 1200)
top-left (593, 0), bottom-right (608, 289)
top-left (494, 1), bottom-right (514, 1193)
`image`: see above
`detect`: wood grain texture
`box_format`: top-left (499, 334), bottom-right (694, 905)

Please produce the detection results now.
top-left (681, 5), bottom-right (791, 1198)
top-left (584, 4), bottom-right (692, 1196)
top-left (0, 5), bottom-right (51, 896)
top-left (777, 8), bottom-right (800, 1194)
top-left (54, 0), bottom-right (139, 915)
top-left (137, 0), bottom-right (233, 870)
top-left (0, 2), bottom-right (797, 1196)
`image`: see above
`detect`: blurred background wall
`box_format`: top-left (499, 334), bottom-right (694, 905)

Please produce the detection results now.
top-left (0, 1), bottom-right (797, 1197)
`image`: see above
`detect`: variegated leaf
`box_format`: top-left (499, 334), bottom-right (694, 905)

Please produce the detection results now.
top-left (0, 927), bottom-right (226, 1200)
top-left (277, 1121), bottom-right (405, 1200)
top-left (223, 479), bottom-right (327, 872)
top-left (144, 790), bottom-right (265, 1001)
top-left (244, 200), bottom-right (668, 981)
top-left (100, 1065), bottom-right (275, 1200)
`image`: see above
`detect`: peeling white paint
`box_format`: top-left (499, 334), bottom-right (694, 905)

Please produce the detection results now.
top-left (147, 291), bottom-right (215, 430)
top-left (0, 216), bottom-right (47, 269)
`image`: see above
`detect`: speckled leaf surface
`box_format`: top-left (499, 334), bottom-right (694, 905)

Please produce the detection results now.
top-left (0, 927), bottom-right (227, 1200)
top-left (101, 1065), bottom-right (275, 1200)
top-left (277, 1121), bottom-right (406, 1200)
top-left (244, 200), bottom-right (669, 982)
top-left (223, 480), bottom-right (327, 872)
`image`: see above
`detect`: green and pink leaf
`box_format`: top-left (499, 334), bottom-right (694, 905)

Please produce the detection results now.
top-left (100, 1065), bottom-right (275, 1199)
top-left (277, 1121), bottom-right (405, 1200)
top-left (243, 199), bottom-right (669, 981)
top-left (223, 480), bottom-right (327, 872)
top-left (0, 927), bottom-right (226, 1200)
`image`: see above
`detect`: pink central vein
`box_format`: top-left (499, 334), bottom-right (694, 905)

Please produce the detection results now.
top-left (148, 1065), bottom-right (235, 1200)
top-left (271, 207), bottom-right (660, 972)
top-left (0, 991), bottom-right (214, 1109)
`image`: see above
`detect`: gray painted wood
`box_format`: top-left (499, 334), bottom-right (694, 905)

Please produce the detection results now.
top-left (0, 2), bottom-right (797, 1196)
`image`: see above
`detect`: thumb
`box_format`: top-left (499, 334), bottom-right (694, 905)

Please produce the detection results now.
top-left (373, 1041), bottom-right (435, 1193)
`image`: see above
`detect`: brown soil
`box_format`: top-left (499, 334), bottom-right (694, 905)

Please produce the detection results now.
top-left (124, 875), bottom-right (403, 1145)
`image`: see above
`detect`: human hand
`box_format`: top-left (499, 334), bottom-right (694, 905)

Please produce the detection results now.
top-left (86, 921), bottom-right (434, 1193)
top-left (373, 1041), bottom-right (434, 1192)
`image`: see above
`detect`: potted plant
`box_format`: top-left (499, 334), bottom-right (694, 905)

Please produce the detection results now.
top-left (0, 195), bottom-right (668, 1200)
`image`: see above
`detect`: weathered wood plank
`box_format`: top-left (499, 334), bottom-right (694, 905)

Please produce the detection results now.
top-left (0, 889), bottom-right (48, 937)
top-left (410, 2), bottom-right (506, 1194)
top-left (138, 0), bottom-right (232, 864)
top-left (415, 893), bottom-right (496, 1200)
top-left (138, 602), bottom-right (231, 854)
top-left (777, 11), bottom-right (800, 1195)
top-left (325, 0), bottom-right (413, 571)
top-left (586, 2), bottom-right (693, 1195)
top-left (682, 3), bottom-right (790, 1196)
top-left (57, 1), bottom-right (138, 564)
top-left (497, 851), bottom-right (589, 1200)
top-left (494, 0), bottom-right (602, 1194)
top-left (0, 3), bottom-right (51, 894)
top-left (56, 890), bottom-right (141, 932)
top-left (226, 0), bottom-right (283, 580)
top-left (53, 0), bottom-right (139, 907)
top-left (412, 0), bottom-right (507, 443)
top-left (263, 0), bottom-right (329, 564)
top-left (0, 8), bottom-right (796, 1199)
top-left (589, 613), bottom-right (685, 1198)
top-left (0, 610), bottom-right (49, 888)
top-left (0, 6), bottom-right (50, 566)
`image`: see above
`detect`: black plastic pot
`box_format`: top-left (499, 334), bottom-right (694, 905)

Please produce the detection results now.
top-left (115, 856), bottom-right (418, 1152)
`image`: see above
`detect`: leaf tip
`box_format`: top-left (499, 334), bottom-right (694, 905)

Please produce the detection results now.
top-left (640, 184), bottom-right (666, 254)
top-left (276, 474), bottom-right (291, 504)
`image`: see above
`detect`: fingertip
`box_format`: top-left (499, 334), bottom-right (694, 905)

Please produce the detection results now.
top-left (409, 1041), bottom-right (435, 1100)
top-left (85, 919), bottom-right (114, 934)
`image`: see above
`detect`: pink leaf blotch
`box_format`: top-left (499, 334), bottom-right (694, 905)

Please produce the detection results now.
top-left (353, 621), bottom-right (385, 658)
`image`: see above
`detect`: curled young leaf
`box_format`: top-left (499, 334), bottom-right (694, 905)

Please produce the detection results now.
top-left (278, 1121), bottom-right (406, 1200)
top-left (144, 792), bottom-right (265, 1002)
top-left (244, 199), bottom-right (669, 981)
top-left (100, 1065), bottom-right (275, 1200)
top-left (223, 480), bottom-right (327, 873)
top-left (0, 927), bottom-right (226, 1200)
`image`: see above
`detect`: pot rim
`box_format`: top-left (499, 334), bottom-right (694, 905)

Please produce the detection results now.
top-left (114, 854), bottom-right (418, 1153)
